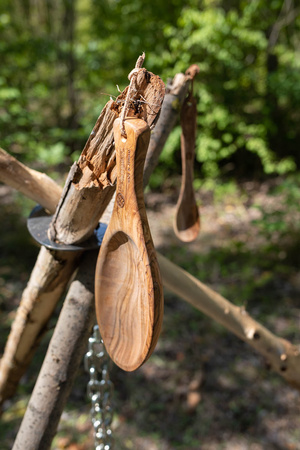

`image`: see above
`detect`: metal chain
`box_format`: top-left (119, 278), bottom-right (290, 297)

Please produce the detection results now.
top-left (84, 325), bottom-right (114, 450)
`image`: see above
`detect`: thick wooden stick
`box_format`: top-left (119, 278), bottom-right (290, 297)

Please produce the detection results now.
top-left (144, 73), bottom-right (190, 185)
top-left (158, 253), bottom-right (300, 389)
top-left (0, 247), bottom-right (82, 403)
top-left (0, 148), bottom-right (62, 214)
top-left (12, 250), bottom-right (97, 450)
top-left (0, 70), bottom-right (188, 404)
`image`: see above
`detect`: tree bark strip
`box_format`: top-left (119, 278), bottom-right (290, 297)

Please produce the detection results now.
top-left (0, 69), bottom-right (189, 405)
top-left (158, 253), bottom-right (300, 390)
top-left (12, 251), bottom-right (97, 450)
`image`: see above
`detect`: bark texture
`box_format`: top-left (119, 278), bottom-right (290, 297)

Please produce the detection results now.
top-left (0, 247), bottom-right (81, 403)
top-left (144, 73), bottom-right (190, 184)
top-left (12, 251), bottom-right (97, 450)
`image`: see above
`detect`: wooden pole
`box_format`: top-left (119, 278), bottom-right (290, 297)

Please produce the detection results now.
top-left (143, 73), bottom-right (190, 184)
top-left (158, 253), bottom-right (300, 389)
top-left (12, 250), bottom-right (98, 450)
top-left (49, 68), bottom-right (165, 245)
top-left (0, 148), bottom-right (61, 214)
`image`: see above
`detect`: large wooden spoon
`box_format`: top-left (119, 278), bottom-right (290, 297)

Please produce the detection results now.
top-left (174, 94), bottom-right (200, 242)
top-left (95, 118), bottom-right (164, 372)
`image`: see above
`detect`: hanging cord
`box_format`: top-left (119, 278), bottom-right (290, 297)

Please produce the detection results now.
top-left (120, 52), bottom-right (145, 138)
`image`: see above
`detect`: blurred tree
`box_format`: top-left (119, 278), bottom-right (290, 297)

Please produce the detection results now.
top-left (0, 0), bottom-right (82, 167)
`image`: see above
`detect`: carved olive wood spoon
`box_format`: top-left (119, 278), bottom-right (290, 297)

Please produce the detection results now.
top-left (95, 118), bottom-right (164, 372)
top-left (174, 94), bottom-right (200, 242)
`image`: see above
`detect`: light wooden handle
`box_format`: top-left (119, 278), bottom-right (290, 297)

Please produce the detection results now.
top-left (95, 118), bottom-right (164, 371)
top-left (174, 95), bottom-right (200, 242)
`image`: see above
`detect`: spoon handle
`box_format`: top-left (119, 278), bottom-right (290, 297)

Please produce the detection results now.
top-left (181, 95), bottom-right (197, 182)
top-left (114, 118), bottom-right (150, 225)
top-left (174, 94), bottom-right (200, 242)
top-left (95, 118), bottom-right (163, 371)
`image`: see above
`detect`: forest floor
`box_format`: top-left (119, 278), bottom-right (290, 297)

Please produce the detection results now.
top-left (1, 176), bottom-right (300, 449)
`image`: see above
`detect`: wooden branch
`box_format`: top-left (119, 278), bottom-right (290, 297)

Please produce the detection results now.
top-left (12, 251), bottom-right (97, 450)
top-left (268, 0), bottom-right (300, 50)
top-left (0, 148), bottom-right (62, 214)
top-left (0, 68), bottom-right (187, 405)
top-left (143, 72), bottom-right (191, 185)
top-left (158, 253), bottom-right (300, 390)
top-left (0, 247), bottom-right (82, 403)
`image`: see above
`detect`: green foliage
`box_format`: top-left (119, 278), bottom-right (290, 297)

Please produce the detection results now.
top-left (253, 174), bottom-right (300, 243)
top-left (0, 0), bottom-right (88, 166)
top-left (0, 0), bottom-right (299, 180)
top-left (160, 0), bottom-right (300, 177)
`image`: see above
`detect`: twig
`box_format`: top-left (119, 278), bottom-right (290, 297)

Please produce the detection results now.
top-left (120, 52), bottom-right (145, 137)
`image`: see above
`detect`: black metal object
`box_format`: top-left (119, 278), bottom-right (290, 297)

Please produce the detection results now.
top-left (27, 205), bottom-right (106, 251)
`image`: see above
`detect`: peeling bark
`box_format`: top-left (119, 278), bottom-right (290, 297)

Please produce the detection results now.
top-left (144, 73), bottom-right (191, 185)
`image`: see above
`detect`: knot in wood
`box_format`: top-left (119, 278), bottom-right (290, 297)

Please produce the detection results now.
top-left (128, 67), bottom-right (144, 81)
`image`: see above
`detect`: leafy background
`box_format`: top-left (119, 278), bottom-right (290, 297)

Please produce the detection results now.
top-left (1, 0), bottom-right (299, 179)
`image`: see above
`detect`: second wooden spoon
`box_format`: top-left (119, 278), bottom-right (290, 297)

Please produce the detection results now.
top-left (174, 94), bottom-right (200, 242)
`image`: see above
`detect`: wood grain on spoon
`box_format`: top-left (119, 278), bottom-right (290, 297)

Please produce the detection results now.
top-left (174, 93), bottom-right (200, 242)
top-left (95, 118), bottom-right (164, 371)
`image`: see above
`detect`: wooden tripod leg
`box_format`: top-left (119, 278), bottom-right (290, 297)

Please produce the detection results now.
top-left (12, 250), bottom-right (97, 450)
top-left (158, 253), bottom-right (300, 390)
